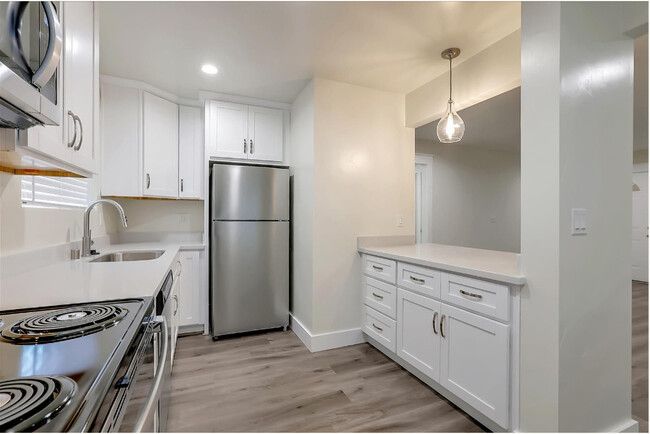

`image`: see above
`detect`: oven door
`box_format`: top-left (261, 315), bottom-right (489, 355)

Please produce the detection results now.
top-left (116, 315), bottom-right (169, 432)
top-left (0, 1), bottom-right (63, 127)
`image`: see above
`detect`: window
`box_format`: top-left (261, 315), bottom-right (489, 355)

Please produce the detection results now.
top-left (21, 176), bottom-right (91, 209)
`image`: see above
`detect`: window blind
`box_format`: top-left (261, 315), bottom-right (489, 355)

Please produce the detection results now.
top-left (21, 176), bottom-right (90, 209)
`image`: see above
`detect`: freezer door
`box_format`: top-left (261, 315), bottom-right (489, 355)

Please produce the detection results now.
top-left (211, 164), bottom-right (289, 221)
top-left (210, 221), bottom-right (289, 336)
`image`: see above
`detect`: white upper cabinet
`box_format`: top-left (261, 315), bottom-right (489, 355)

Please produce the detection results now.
top-left (143, 92), bottom-right (178, 198)
top-left (178, 106), bottom-right (204, 199)
top-left (209, 101), bottom-right (248, 160)
top-left (247, 106), bottom-right (283, 161)
top-left (100, 83), bottom-right (142, 197)
top-left (207, 100), bottom-right (284, 162)
top-left (63, 1), bottom-right (96, 172)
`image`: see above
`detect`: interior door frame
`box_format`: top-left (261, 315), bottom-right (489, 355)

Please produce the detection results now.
top-left (415, 154), bottom-right (434, 243)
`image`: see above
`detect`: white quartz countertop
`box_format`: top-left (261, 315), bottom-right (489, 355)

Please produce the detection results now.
top-left (0, 242), bottom-right (182, 311)
top-left (358, 243), bottom-right (525, 285)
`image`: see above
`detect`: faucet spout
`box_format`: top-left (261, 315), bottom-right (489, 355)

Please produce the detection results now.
top-left (81, 199), bottom-right (127, 257)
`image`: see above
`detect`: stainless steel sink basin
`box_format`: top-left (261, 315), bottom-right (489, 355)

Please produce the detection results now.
top-left (90, 250), bottom-right (164, 263)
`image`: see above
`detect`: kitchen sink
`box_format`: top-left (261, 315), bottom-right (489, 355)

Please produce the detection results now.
top-left (90, 250), bottom-right (165, 263)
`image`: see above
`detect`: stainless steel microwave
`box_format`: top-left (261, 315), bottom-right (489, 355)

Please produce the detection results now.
top-left (0, 1), bottom-right (62, 129)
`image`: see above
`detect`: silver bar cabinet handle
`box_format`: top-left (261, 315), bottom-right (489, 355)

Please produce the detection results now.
top-left (146, 173), bottom-right (151, 189)
top-left (243, 138), bottom-right (248, 153)
top-left (410, 276), bottom-right (425, 284)
top-left (180, 178), bottom-right (184, 192)
top-left (134, 316), bottom-right (168, 433)
top-left (372, 265), bottom-right (384, 271)
top-left (432, 312), bottom-right (438, 335)
top-left (66, 111), bottom-right (77, 148)
top-left (459, 289), bottom-right (483, 300)
top-left (250, 139), bottom-right (254, 154)
top-left (440, 314), bottom-right (446, 338)
top-left (73, 115), bottom-right (83, 151)
top-left (372, 292), bottom-right (384, 300)
top-left (372, 323), bottom-right (383, 332)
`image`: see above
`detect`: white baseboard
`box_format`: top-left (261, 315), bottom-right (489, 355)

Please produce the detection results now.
top-left (611, 419), bottom-right (639, 433)
top-left (290, 314), bottom-right (366, 352)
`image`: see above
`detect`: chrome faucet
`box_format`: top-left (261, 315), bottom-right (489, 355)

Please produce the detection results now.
top-left (81, 199), bottom-right (128, 257)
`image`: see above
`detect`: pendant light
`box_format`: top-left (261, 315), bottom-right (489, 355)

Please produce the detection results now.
top-left (436, 47), bottom-right (465, 143)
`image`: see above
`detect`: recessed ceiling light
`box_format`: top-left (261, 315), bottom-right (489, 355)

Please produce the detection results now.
top-left (201, 64), bottom-right (219, 75)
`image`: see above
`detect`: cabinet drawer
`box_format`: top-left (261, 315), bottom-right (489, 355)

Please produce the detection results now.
top-left (363, 255), bottom-right (396, 284)
top-left (397, 262), bottom-right (441, 299)
top-left (362, 276), bottom-right (396, 319)
top-left (441, 273), bottom-right (510, 322)
top-left (362, 305), bottom-right (396, 352)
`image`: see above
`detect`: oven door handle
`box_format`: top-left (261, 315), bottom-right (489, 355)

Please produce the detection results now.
top-left (133, 315), bottom-right (169, 433)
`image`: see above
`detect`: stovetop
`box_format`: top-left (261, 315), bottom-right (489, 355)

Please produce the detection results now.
top-left (0, 300), bottom-right (148, 432)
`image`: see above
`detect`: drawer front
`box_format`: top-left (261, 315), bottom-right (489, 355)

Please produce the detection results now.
top-left (441, 273), bottom-right (510, 322)
top-left (363, 276), bottom-right (397, 319)
top-left (363, 255), bottom-right (396, 284)
top-left (362, 305), bottom-right (396, 352)
top-left (397, 262), bottom-right (441, 299)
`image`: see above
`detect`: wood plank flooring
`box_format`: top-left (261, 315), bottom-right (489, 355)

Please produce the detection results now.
top-left (633, 281), bottom-right (648, 432)
top-left (168, 332), bottom-right (485, 432)
top-left (169, 282), bottom-right (648, 432)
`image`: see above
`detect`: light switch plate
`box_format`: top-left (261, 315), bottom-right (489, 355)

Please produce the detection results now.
top-left (571, 208), bottom-right (588, 235)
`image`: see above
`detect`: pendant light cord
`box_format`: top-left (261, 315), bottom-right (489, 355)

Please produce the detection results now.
top-left (448, 57), bottom-right (453, 104)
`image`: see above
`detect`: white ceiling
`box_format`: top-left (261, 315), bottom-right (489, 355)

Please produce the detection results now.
top-left (415, 87), bottom-right (521, 152)
top-left (98, 2), bottom-right (521, 103)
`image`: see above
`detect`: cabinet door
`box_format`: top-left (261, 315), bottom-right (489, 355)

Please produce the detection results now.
top-left (440, 303), bottom-right (510, 428)
top-left (210, 101), bottom-right (248, 159)
top-left (64, 1), bottom-right (96, 172)
top-left (143, 92), bottom-right (178, 198)
top-left (247, 105), bottom-right (283, 162)
top-left (396, 289), bottom-right (441, 381)
top-left (178, 251), bottom-right (202, 327)
top-left (170, 278), bottom-right (179, 363)
top-left (178, 106), bottom-right (203, 199)
top-left (100, 83), bottom-right (142, 196)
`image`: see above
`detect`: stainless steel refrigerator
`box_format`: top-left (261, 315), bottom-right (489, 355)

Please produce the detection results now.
top-left (209, 163), bottom-right (290, 338)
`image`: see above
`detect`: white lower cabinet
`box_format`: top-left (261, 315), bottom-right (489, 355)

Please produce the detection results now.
top-left (178, 251), bottom-right (203, 327)
top-left (170, 268), bottom-right (180, 365)
top-left (361, 254), bottom-right (516, 430)
top-left (362, 305), bottom-right (396, 352)
top-left (439, 303), bottom-right (510, 428)
top-left (396, 289), bottom-right (441, 381)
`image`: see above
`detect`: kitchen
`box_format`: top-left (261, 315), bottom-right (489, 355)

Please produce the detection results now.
top-left (0, 1), bottom-right (647, 433)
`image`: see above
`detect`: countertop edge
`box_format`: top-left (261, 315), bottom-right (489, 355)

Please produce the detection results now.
top-left (358, 247), bottom-right (527, 286)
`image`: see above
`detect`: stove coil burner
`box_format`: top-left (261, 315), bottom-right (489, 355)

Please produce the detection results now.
top-left (1, 304), bottom-right (127, 344)
top-left (0, 376), bottom-right (75, 432)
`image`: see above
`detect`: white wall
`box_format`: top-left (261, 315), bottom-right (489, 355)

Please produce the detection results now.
top-left (289, 78), bottom-right (414, 335)
top-left (520, 2), bottom-right (646, 431)
top-left (415, 140), bottom-right (520, 253)
top-left (288, 82), bottom-right (315, 331)
top-left (0, 173), bottom-right (110, 256)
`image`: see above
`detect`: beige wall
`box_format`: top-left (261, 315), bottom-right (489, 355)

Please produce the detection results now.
top-left (289, 78), bottom-right (414, 334)
top-left (288, 81), bottom-right (315, 331)
top-left (108, 198), bottom-right (204, 234)
top-left (0, 173), bottom-right (111, 256)
top-left (415, 140), bottom-right (520, 253)
top-left (406, 30), bottom-right (521, 128)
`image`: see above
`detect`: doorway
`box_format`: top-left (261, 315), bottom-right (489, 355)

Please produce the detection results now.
top-left (415, 154), bottom-right (433, 244)
top-left (632, 165), bottom-right (648, 282)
